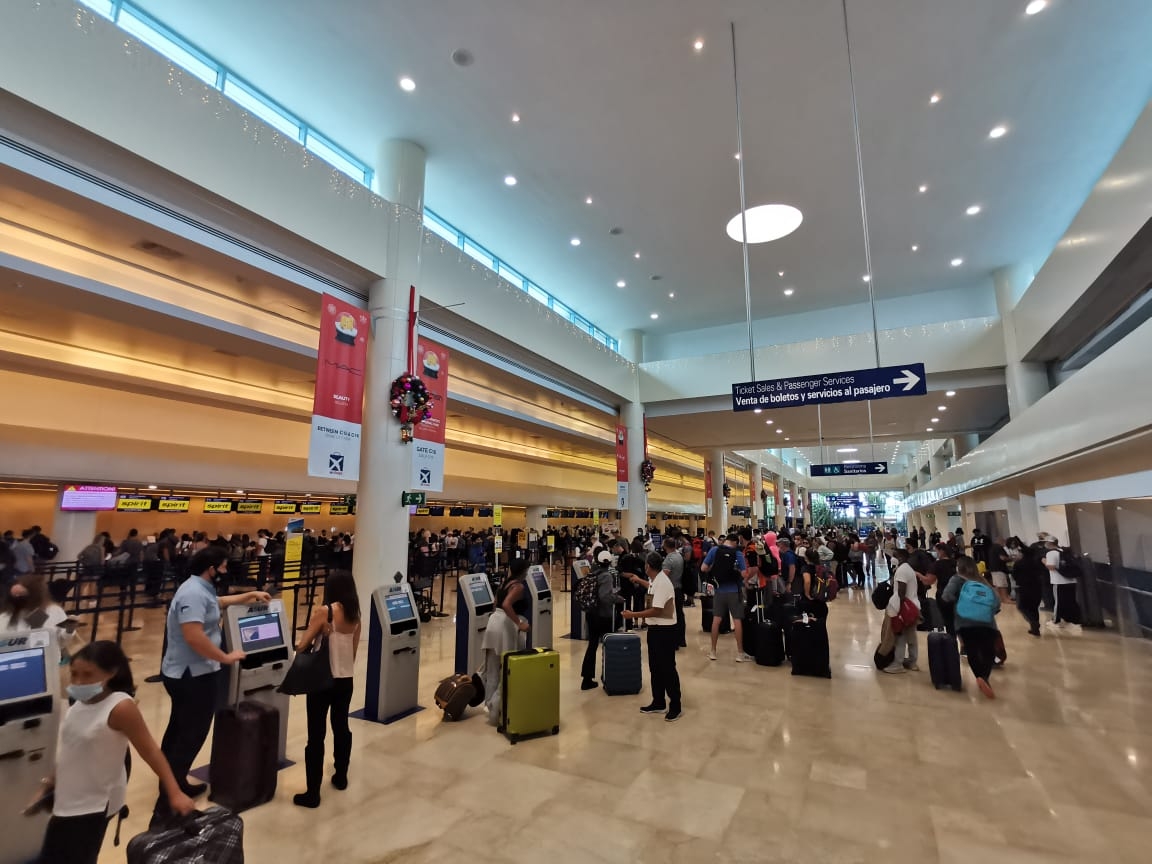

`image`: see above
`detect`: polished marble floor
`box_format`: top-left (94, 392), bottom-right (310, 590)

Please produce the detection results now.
top-left (94, 568), bottom-right (1152, 863)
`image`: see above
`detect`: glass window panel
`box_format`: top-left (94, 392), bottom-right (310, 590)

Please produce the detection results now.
top-left (462, 239), bottom-right (495, 269)
top-left (498, 263), bottom-right (525, 289)
top-left (552, 300), bottom-right (572, 320)
top-left (222, 76), bottom-right (302, 140)
top-left (526, 283), bottom-right (549, 304)
top-left (304, 131), bottom-right (367, 183)
top-left (77, 0), bottom-right (115, 20)
top-left (423, 214), bottom-right (459, 245)
top-left (119, 9), bottom-right (218, 86)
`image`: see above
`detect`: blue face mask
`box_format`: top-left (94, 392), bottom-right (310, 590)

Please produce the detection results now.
top-left (67, 682), bottom-right (105, 703)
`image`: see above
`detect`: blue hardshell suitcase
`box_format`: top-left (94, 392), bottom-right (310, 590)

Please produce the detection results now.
top-left (601, 632), bottom-right (643, 695)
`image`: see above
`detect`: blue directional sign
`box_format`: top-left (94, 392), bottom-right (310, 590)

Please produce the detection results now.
top-left (811, 462), bottom-right (889, 478)
top-left (732, 363), bottom-right (926, 412)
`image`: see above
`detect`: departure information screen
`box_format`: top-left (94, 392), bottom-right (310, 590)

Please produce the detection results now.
top-left (385, 594), bottom-right (415, 621)
top-left (237, 612), bottom-right (284, 653)
top-left (0, 648), bottom-right (47, 702)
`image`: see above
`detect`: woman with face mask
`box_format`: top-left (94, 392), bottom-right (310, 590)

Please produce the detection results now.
top-left (27, 641), bottom-right (195, 864)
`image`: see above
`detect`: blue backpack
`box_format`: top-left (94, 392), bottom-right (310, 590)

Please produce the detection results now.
top-left (956, 579), bottom-right (996, 625)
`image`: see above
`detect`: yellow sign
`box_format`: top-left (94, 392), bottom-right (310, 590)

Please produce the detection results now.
top-left (329, 503), bottom-right (350, 516)
top-left (203, 499), bottom-right (233, 514)
top-left (273, 501), bottom-right (299, 514)
top-left (593, 508), bottom-right (600, 524)
top-left (299, 503), bottom-right (322, 514)
top-left (493, 505), bottom-right (503, 527)
top-left (415, 507), bottom-right (430, 516)
top-left (157, 497), bottom-right (189, 512)
top-left (116, 496), bottom-right (153, 512)
top-left (494, 535), bottom-right (503, 553)
top-left (547, 534), bottom-right (555, 552)
top-left (236, 501), bottom-right (263, 514)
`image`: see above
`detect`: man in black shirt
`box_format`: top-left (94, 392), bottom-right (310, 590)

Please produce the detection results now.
top-left (970, 529), bottom-right (989, 566)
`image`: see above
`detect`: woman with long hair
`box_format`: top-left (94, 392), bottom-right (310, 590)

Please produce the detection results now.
top-left (941, 555), bottom-right (1002, 698)
top-left (30, 641), bottom-right (194, 864)
top-left (292, 570), bottom-right (362, 808)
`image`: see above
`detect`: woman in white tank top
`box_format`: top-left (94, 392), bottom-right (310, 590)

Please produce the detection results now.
top-left (292, 570), bottom-right (362, 809)
top-left (29, 641), bottom-right (195, 864)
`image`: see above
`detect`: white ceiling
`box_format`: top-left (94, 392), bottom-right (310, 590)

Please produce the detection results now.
top-left (131, 0), bottom-right (1152, 341)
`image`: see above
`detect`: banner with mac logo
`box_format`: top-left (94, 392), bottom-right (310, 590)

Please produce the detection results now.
top-left (410, 337), bottom-right (449, 492)
top-left (308, 294), bottom-right (369, 480)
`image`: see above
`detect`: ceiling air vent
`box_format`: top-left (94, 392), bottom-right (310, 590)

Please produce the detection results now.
top-left (133, 240), bottom-right (185, 260)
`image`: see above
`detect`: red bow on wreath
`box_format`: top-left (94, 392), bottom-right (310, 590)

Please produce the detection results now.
top-left (639, 459), bottom-right (655, 493)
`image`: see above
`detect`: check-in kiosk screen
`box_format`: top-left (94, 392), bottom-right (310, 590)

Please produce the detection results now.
top-left (238, 612), bottom-right (284, 653)
top-left (469, 581), bottom-right (494, 615)
top-left (386, 593), bottom-right (417, 634)
top-left (532, 571), bottom-right (552, 600)
top-left (0, 648), bottom-right (46, 703)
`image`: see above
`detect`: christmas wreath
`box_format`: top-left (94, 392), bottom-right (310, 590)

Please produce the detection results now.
top-left (390, 373), bottom-right (432, 442)
top-left (722, 482), bottom-right (732, 500)
top-left (639, 459), bottom-right (655, 492)
top-left (760, 488), bottom-right (769, 502)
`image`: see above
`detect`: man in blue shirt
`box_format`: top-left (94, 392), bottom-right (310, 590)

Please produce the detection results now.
top-left (700, 534), bottom-right (749, 662)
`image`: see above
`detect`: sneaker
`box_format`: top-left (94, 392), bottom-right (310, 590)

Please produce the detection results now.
top-left (1064, 623), bottom-right (1083, 636)
top-left (903, 662), bottom-right (921, 672)
top-left (976, 677), bottom-right (996, 700)
top-left (640, 703), bottom-right (666, 715)
top-left (664, 708), bottom-right (683, 723)
top-left (881, 665), bottom-right (906, 674)
top-left (708, 651), bottom-right (718, 661)
top-left (735, 652), bottom-right (753, 663)
top-left (1028, 627), bottom-right (1041, 638)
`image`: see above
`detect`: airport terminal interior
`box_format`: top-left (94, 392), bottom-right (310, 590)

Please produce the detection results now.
top-left (1, 1), bottom-right (1152, 862)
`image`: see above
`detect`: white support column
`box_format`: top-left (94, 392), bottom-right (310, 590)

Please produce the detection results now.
top-left (51, 499), bottom-right (96, 563)
top-left (354, 139), bottom-right (426, 616)
top-left (994, 265), bottom-right (1051, 418)
top-left (710, 448), bottom-right (727, 533)
top-left (619, 329), bottom-right (646, 539)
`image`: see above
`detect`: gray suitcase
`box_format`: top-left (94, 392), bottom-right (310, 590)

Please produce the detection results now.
top-left (600, 632), bottom-right (643, 695)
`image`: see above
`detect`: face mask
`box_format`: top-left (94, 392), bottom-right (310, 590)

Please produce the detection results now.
top-left (67, 681), bottom-right (106, 703)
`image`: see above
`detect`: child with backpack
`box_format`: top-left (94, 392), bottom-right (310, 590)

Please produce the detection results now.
top-left (941, 555), bottom-right (1002, 699)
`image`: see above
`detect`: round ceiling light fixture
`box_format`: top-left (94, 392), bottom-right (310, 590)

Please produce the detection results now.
top-left (616, 280), bottom-right (626, 288)
top-left (837, 447), bottom-right (858, 453)
top-left (503, 175), bottom-right (517, 186)
top-left (783, 288), bottom-right (794, 297)
top-left (951, 257), bottom-right (964, 267)
top-left (946, 390), bottom-right (956, 397)
top-left (989, 125), bottom-right (1008, 139)
top-left (725, 204), bottom-right (803, 244)
top-left (693, 38), bottom-right (704, 52)
top-left (511, 112), bottom-right (521, 123)
top-left (398, 76), bottom-right (416, 92)
top-left (1025, 0), bottom-right (1048, 15)
top-left (966, 204), bottom-right (982, 216)
top-left (650, 313), bottom-right (659, 320)
top-left (570, 237), bottom-right (581, 247)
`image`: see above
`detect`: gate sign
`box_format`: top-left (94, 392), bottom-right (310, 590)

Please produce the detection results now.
top-left (732, 363), bottom-right (926, 411)
top-left (811, 462), bottom-right (889, 478)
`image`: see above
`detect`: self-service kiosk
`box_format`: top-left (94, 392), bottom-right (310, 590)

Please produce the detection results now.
top-left (455, 571), bottom-right (495, 676)
top-left (0, 629), bottom-right (60, 864)
top-left (222, 599), bottom-right (292, 764)
top-left (568, 559), bottom-right (591, 640)
top-left (364, 580), bottom-right (421, 723)
top-left (525, 565), bottom-right (554, 650)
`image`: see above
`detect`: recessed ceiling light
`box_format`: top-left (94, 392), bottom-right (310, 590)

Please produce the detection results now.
top-left (945, 390), bottom-right (956, 397)
top-left (633, 252), bottom-right (641, 259)
top-left (843, 460), bottom-right (861, 465)
top-left (966, 204), bottom-right (982, 216)
top-left (938, 406), bottom-right (947, 411)
top-left (148, 484), bottom-right (158, 490)
top-left (766, 419), bottom-right (774, 425)
top-left (570, 237), bottom-right (581, 247)
top-left (616, 280), bottom-right (626, 288)
top-left (504, 175), bottom-right (517, 186)
top-left (399, 76), bottom-right (416, 92)
top-left (950, 258), bottom-right (964, 267)
top-left (785, 438), bottom-right (790, 441)
top-left (778, 270), bottom-right (785, 277)
top-left (862, 274), bottom-right (871, 283)
top-left (837, 448), bottom-right (858, 453)
top-left (776, 428), bottom-right (783, 434)
top-left (725, 205), bottom-right (803, 244)
top-left (511, 112), bottom-right (521, 123)
top-left (734, 152), bottom-right (741, 160)
top-left (1025, 0), bottom-right (1048, 15)
top-left (585, 196), bottom-right (593, 205)
top-left (931, 417), bottom-right (940, 423)
top-left (754, 408), bottom-right (762, 414)
top-left (236, 490), bottom-right (245, 495)
top-left (650, 313), bottom-right (659, 320)
top-left (693, 38), bottom-right (704, 52)
top-left (929, 92), bottom-right (942, 104)
top-left (911, 244), bottom-right (919, 252)
top-left (918, 184), bottom-right (928, 194)
top-left (783, 288), bottom-right (794, 297)
top-left (926, 428), bottom-right (934, 432)
top-left (989, 125), bottom-right (1008, 139)
top-left (668, 292), bottom-right (675, 298)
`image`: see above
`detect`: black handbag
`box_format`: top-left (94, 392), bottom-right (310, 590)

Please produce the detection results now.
top-left (277, 607), bottom-right (334, 695)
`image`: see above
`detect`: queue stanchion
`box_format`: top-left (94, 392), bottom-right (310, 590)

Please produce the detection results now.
top-left (122, 571), bottom-right (142, 633)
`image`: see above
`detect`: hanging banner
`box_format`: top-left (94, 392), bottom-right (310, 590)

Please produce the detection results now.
top-left (308, 294), bottom-right (369, 481)
top-left (493, 505), bottom-right (503, 528)
top-left (285, 517), bottom-right (304, 575)
top-left (411, 337), bottom-right (449, 492)
top-left (615, 425), bottom-right (628, 482)
top-left (704, 460), bottom-right (713, 517)
top-left (617, 482), bottom-right (629, 511)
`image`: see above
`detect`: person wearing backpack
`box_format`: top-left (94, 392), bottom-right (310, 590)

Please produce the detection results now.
top-left (700, 533), bottom-right (750, 662)
top-left (882, 548), bottom-right (921, 674)
top-left (941, 555), bottom-right (1002, 699)
top-left (578, 551), bottom-right (623, 690)
top-left (1043, 538), bottom-right (1082, 634)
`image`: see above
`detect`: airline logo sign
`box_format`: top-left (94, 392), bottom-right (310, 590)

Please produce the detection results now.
top-left (274, 501), bottom-right (299, 515)
top-left (299, 502), bottom-right (323, 515)
top-left (157, 497), bottom-right (189, 512)
top-left (329, 503), bottom-right (351, 516)
top-left (309, 294), bottom-right (369, 481)
top-left (236, 501), bottom-right (263, 515)
top-left (203, 498), bottom-right (233, 514)
top-left (116, 495), bottom-right (153, 512)
top-left (410, 338), bottom-right (449, 493)
top-left (732, 363), bottom-right (927, 411)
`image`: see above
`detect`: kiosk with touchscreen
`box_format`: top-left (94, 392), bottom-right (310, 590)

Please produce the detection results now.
top-left (364, 581), bottom-right (422, 723)
top-left (455, 572), bottom-right (495, 675)
top-left (221, 600), bottom-right (292, 764)
top-left (0, 630), bottom-right (60, 864)
top-left (525, 565), bottom-right (554, 650)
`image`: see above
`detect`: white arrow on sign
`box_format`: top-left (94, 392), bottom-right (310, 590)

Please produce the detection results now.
top-left (873, 463), bottom-right (887, 473)
top-left (893, 369), bottom-right (921, 391)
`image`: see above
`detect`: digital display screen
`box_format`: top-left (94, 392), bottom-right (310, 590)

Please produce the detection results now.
top-left (0, 648), bottom-right (47, 702)
top-left (385, 594), bottom-right (415, 621)
top-left (532, 572), bottom-right (550, 592)
top-left (469, 581), bottom-right (493, 607)
top-left (60, 485), bottom-right (117, 511)
top-left (237, 612), bottom-right (284, 653)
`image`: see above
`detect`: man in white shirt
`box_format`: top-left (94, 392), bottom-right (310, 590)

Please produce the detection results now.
top-left (883, 548), bottom-right (922, 674)
top-left (1044, 538), bottom-right (1082, 633)
top-left (623, 552), bottom-right (683, 722)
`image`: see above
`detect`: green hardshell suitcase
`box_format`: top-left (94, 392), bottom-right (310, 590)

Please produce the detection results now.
top-left (498, 648), bottom-right (560, 744)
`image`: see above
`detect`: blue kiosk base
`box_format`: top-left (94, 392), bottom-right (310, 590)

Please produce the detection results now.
top-left (349, 705), bottom-right (425, 725)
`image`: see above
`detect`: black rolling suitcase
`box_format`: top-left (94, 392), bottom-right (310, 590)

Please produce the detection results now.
top-left (789, 613), bottom-right (831, 678)
top-left (601, 632), bottom-right (643, 695)
top-left (742, 588), bottom-right (763, 657)
top-left (927, 630), bottom-right (962, 691)
top-left (209, 700), bottom-right (278, 812)
top-left (755, 619), bottom-right (785, 667)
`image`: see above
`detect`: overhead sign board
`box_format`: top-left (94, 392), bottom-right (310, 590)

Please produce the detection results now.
top-left (236, 500), bottom-right (263, 514)
top-left (811, 462), bottom-right (889, 478)
top-left (157, 496), bottom-right (190, 513)
top-left (329, 503), bottom-right (351, 516)
top-left (203, 498), bottom-right (234, 514)
top-left (274, 500), bottom-right (299, 514)
top-left (116, 495), bottom-right (154, 512)
top-left (299, 502), bottom-right (323, 515)
top-left (732, 363), bottom-right (927, 411)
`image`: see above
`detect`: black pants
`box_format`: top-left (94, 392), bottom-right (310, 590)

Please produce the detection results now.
top-left (1054, 582), bottom-right (1081, 624)
top-left (674, 587), bottom-right (686, 648)
top-left (1017, 586), bottom-right (1041, 631)
top-left (155, 668), bottom-right (223, 815)
top-left (646, 625), bottom-right (681, 711)
top-left (959, 627), bottom-right (998, 681)
top-left (39, 811), bottom-right (109, 864)
top-left (581, 614), bottom-right (611, 680)
top-left (304, 677), bottom-right (354, 793)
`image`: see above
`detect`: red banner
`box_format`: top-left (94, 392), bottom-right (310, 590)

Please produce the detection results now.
top-left (411, 337), bottom-right (449, 492)
top-left (704, 460), bottom-right (713, 495)
top-left (643, 415), bottom-right (649, 460)
top-left (615, 425), bottom-right (629, 482)
top-left (309, 294), bottom-right (369, 480)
